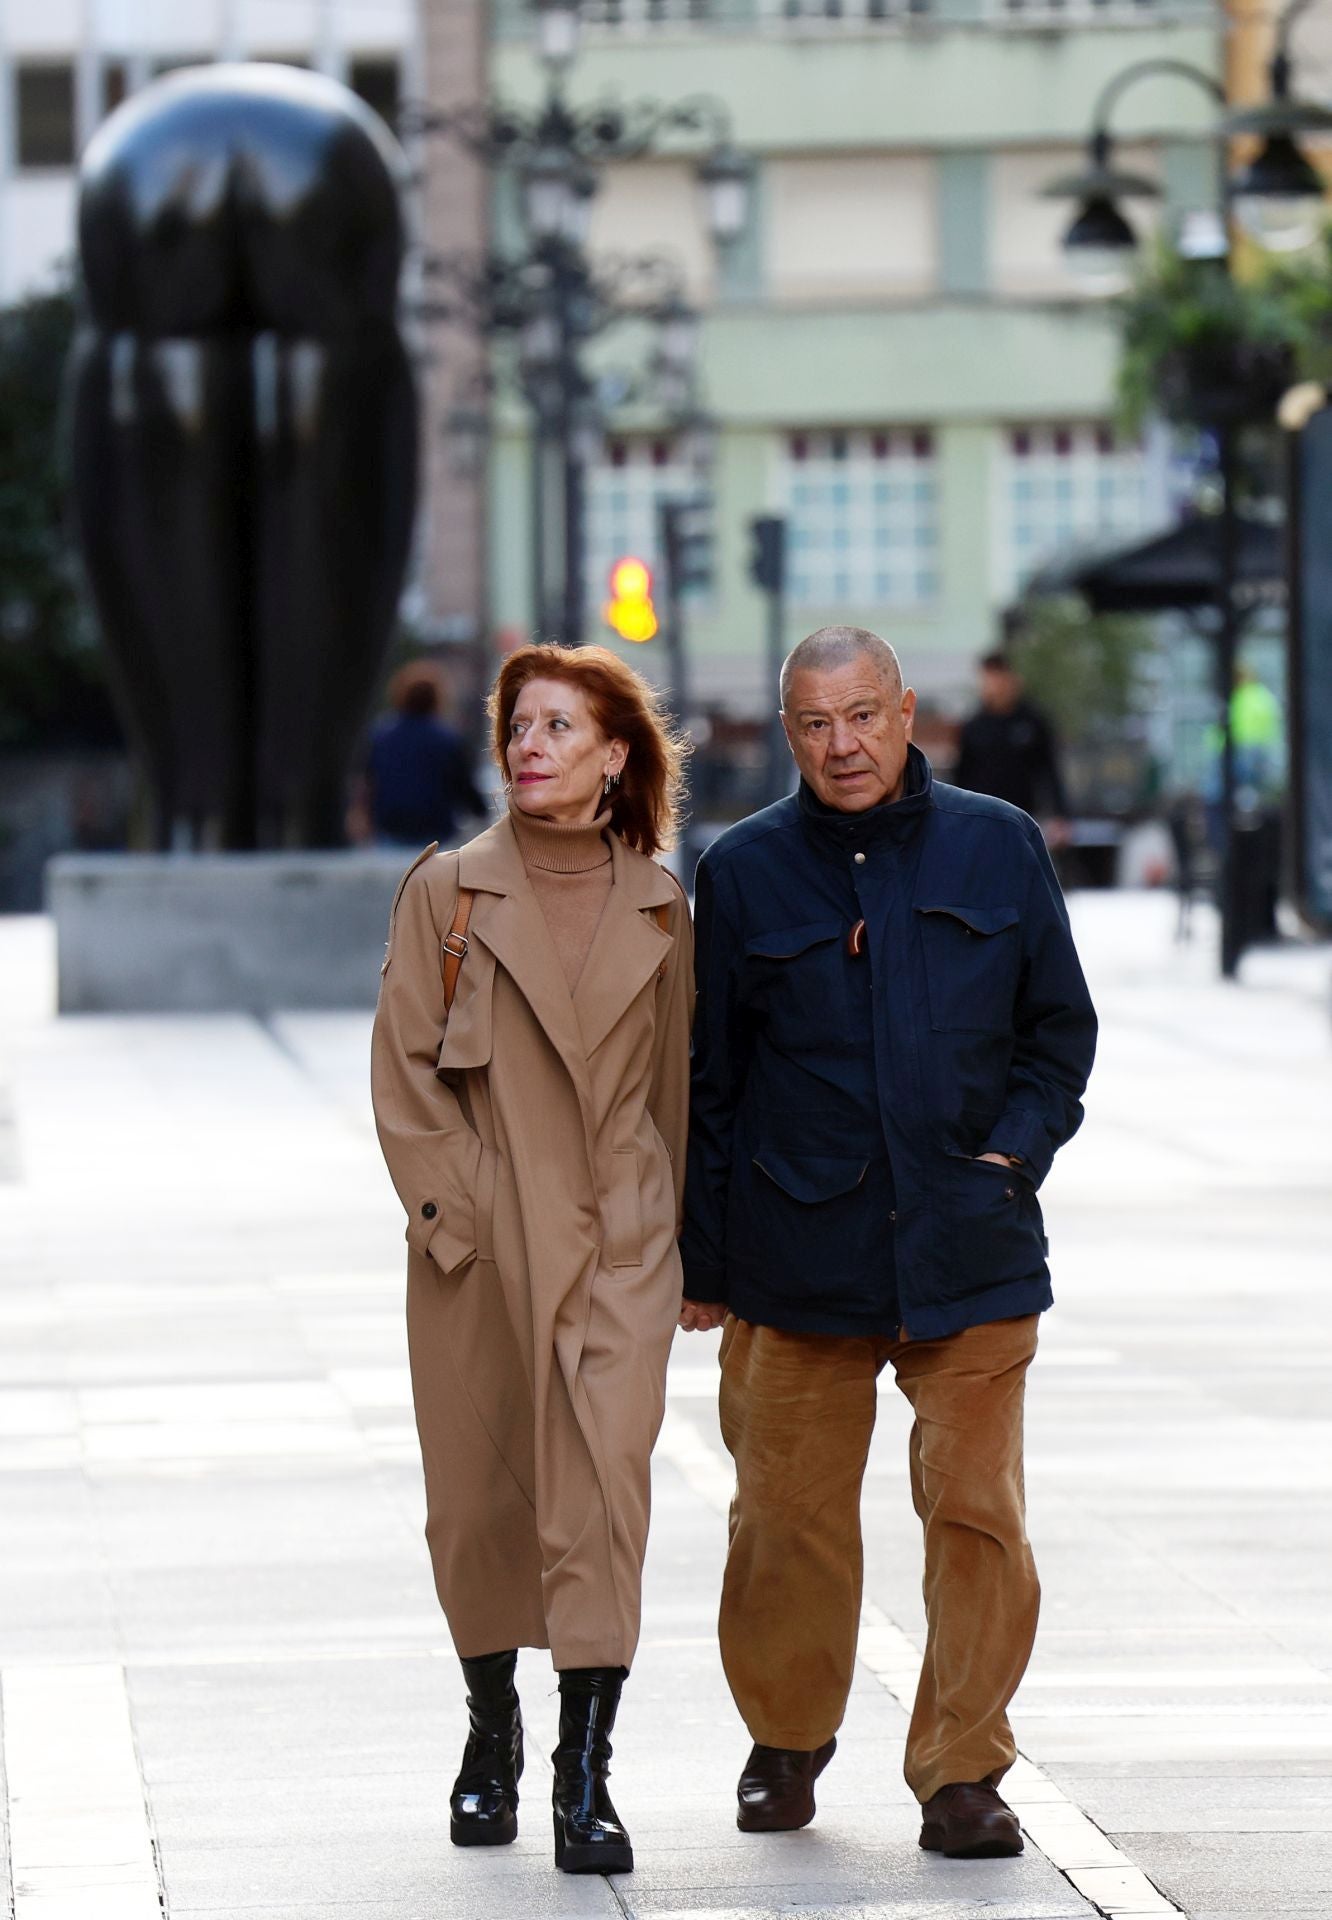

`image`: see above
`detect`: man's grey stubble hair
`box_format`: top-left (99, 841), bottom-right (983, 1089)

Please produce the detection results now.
top-left (779, 626), bottom-right (903, 711)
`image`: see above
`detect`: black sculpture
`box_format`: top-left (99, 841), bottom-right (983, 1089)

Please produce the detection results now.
top-left (69, 64), bottom-right (418, 849)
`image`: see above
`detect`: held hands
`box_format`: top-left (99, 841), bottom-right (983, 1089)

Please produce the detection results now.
top-left (679, 1299), bottom-right (726, 1333)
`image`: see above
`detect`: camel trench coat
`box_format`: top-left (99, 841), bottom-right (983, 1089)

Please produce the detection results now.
top-left (370, 813), bottom-right (694, 1670)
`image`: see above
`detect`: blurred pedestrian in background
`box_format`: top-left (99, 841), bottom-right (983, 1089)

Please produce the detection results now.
top-left (353, 661), bottom-right (487, 848)
top-left (1204, 664), bottom-right (1283, 822)
top-left (1202, 663), bottom-right (1285, 944)
top-left (953, 651), bottom-right (1070, 844)
top-left (371, 644), bottom-right (693, 1880)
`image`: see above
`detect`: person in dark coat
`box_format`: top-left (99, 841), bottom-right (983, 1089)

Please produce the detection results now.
top-left (361, 662), bottom-right (487, 848)
top-left (679, 625), bottom-right (1096, 1860)
top-left (952, 651), bottom-right (1069, 826)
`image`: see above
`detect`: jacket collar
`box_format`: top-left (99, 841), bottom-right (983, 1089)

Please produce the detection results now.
top-left (797, 743), bottom-right (934, 862)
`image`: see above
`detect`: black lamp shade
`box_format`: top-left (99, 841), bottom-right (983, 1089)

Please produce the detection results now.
top-left (1231, 134), bottom-right (1327, 252)
top-left (1061, 195), bottom-right (1139, 294)
top-left (1064, 195), bottom-right (1138, 256)
top-left (1230, 132), bottom-right (1324, 204)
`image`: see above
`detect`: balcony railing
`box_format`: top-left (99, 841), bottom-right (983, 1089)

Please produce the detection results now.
top-left (580, 0), bottom-right (712, 24)
top-left (495, 0), bottom-right (1213, 33)
top-left (759, 0), bottom-right (929, 21)
top-left (984, 0), bottom-right (1190, 23)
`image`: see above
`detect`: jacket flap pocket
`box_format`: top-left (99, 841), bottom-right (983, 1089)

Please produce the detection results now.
top-left (436, 947), bottom-right (494, 1073)
top-left (745, 921), bottom-right (843, 961)
top-left (916, 904), bottom-right (1020, 938)
top-left (753, 1150), bottom-right (868, 1204)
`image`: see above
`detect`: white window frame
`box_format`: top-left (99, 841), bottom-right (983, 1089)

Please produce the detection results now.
top-left (994, 420), bottom-right (1152, 601)
top-left (780, 427), bottom-right (940, 612)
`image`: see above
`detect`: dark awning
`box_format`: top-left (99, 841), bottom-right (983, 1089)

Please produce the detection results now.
top-left (1023, 514), bottom-right (1284, 616)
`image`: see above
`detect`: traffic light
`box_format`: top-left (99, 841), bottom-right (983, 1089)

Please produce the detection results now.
top-left (604, 556), bottom-right (658, 643)
top-left (749, 515), bottom-right (786, 593)
top-left (661, 496), bottom-right (713, 595)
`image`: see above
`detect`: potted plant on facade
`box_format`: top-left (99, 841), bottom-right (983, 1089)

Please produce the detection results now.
top-left (1116, 237), bottom-right (1332, 432)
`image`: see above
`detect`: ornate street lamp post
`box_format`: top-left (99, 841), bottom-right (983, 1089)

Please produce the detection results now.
top-left (405, 0), bottom-right (751, 650)
top-left (1042, 5), bottom-right (1331, 977)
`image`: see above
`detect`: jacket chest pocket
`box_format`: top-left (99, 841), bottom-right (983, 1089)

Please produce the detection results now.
top-left (915, 904), bottom-right (1021, 1033)
top-left (742, 921), bottom-right (849, 1050)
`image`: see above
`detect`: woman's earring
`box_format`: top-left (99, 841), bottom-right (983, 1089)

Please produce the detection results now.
top-left (603, 770), bottom-right (620, 796)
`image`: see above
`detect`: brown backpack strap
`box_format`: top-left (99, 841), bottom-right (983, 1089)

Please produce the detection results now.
top-left (441, 888), bottom-right (475, 1012)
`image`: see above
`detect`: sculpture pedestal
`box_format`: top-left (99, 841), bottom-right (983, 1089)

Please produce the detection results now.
top-left (46, 850), bottom-right (421, 1013)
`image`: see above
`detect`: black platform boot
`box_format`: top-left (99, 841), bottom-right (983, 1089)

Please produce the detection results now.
top-left (551, 1666), bottom-right (633, 1875)
top-left (450, 1651), bottom-right (523, 1847)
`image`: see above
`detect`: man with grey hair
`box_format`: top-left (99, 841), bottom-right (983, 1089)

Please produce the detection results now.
top-left (680, 627), bottom-right (1096, 1858)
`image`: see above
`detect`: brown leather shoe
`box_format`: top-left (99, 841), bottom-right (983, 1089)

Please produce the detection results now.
top-left (736, 1738), bottom-right (836, 1833)
top-left (919, 1781), bottom-right (1023, 1858)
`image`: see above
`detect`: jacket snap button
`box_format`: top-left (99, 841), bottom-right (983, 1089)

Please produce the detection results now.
top-left (853, 851), bottom-right (866, 865)
top-left (421, 1201), bottom-right (438, 1220)
top-left (889, 1209), bottom-right (897, 1223)
top-left (1003, 1186), bottom-right (1016, 1200)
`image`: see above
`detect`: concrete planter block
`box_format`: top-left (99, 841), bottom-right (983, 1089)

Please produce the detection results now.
top-left (46, 849), bottom-right (424, 1013)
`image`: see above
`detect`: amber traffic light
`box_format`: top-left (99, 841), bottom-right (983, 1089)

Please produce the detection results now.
top-left (604, 555), bottom-right (658, 643)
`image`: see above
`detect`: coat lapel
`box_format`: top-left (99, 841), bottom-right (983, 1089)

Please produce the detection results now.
top-left (573, 835), bottom-right (676, 1058)
top-left (456, 815), bottom-right (678, 1084)
top-left (457, 817), bottom-right (596, 1119)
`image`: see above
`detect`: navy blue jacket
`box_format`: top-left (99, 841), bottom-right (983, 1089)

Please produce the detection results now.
top-left (680, 747), bottom-right (1097, 1340)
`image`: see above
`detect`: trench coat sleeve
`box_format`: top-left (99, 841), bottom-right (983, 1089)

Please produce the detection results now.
top-left (645, 890), bottom-right (696, 1232)
top-left (679, 854), bottom-right (749, 1305)
top-left (978, 825), bottom-right (1098, 1187)
top-left (370, 859), bottom-right (484, 1275)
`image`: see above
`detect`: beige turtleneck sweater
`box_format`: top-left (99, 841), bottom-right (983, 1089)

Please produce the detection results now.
top-left (509, 803), bottom-right (614, 991)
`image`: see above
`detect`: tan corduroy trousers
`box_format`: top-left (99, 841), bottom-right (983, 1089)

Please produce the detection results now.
top-left (717, 1312), bottom-right (1040, 1805)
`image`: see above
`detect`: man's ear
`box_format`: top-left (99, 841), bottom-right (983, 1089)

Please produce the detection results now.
top-left (901, 688), bottom-right (918, 740)
top-left (780, 710), bottom-right (796, 755)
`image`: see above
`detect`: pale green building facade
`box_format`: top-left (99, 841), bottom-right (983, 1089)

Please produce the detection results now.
top-left (486, 0), bottom-right (1222, 715)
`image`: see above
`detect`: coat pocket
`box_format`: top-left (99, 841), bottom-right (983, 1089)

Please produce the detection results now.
top-left (915, 904), bottom-right (1021, 1033)
top-left (943, 1154), bottom-right (1048, 1300)
top-left (753, 1149), bottom-right (869, 1205)
top-left (733, 1149), bottom-right (890, 1314)
top-left (607, 1147), bottom-right (644, 1269)
top-left (742, 921), bottom-right (849, 1052)
top-left (474, 1145), bottom-right (498, 1264)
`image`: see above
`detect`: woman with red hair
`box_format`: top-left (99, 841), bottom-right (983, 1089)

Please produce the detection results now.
top-left (371, 644), bottom-right (692, 1879)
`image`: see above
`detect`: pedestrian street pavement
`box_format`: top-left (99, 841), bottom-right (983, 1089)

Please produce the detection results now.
top-left (0, 890), bottom-right (1330, 1920)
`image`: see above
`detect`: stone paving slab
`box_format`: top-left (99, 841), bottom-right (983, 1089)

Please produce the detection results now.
top-left (1189, 1912), bottom-right (1332, 1920)
top-left (1044, 1774), bottom-right (1332, 1833)
top-left (1107, 1832), bottom-right (1332, 1905)
top-left (613, 1900), bottom-right (1095, 1918)
top-left (170, 1894), bottom-right (619, 1919)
